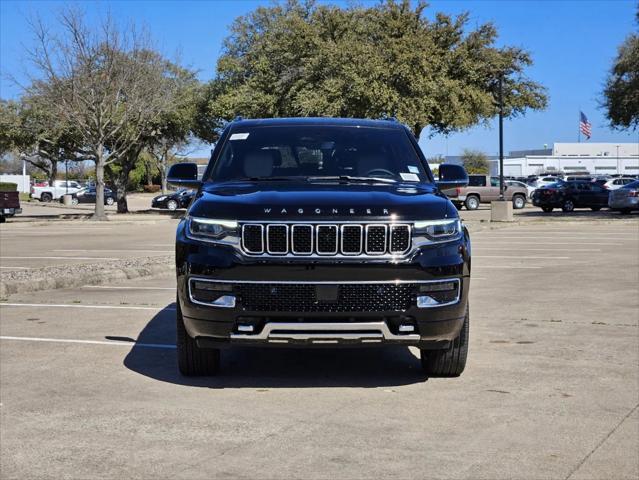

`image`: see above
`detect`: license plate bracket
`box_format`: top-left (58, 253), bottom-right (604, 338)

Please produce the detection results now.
top-left (315, 285), bottom-right (339, 303)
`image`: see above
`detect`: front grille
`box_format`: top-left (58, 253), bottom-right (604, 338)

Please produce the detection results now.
top-left (236, 283), bottom-right (415, 312)
top-left (366, 225), bottom-right (387, 254)
top-left (266, 225), bottom-right (288, 254)
top-left (241, 223), bottom-right (411, 257)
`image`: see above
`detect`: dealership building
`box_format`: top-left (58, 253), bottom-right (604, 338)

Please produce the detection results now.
top-left (487, 142), bottom-right (639, 177)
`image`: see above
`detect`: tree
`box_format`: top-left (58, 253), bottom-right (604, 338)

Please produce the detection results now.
top-left (602, 5), bottom-right (639, 130)
top-left (1, 95), bottom-right (82, 185)
top-left (25, 10), bottom-right (187, 218)
top-left (204, 0), bottom-right (547, 138)
top-left (147, 68), bottom-right (206, 194)
top-left (461, 149), bottom-right (489, 174)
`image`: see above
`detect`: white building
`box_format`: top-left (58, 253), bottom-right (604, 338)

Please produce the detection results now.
top-left (488, 142), bottom-right (639, 177)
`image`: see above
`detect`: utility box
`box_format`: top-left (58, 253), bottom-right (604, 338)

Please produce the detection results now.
top-left (491, 200), bottom-right (514, 222)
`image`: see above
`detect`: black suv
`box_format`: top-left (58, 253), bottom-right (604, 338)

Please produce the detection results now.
top-left (168, 118), bottom-right (470, 377)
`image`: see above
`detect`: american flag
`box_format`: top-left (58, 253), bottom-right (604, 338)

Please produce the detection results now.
top-left (580, 111), bottom-right (592, 140)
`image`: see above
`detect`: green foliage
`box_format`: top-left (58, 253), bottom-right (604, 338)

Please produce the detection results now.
top-left (461, 149), bottom-right (489, 174)
top-left (0, 182), bottom-right (18, 192)
top-left (602, 8), bottom-right (639, 130)
top-left (205, 0), bottom-right (547, 137)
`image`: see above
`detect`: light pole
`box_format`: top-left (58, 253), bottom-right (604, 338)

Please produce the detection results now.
top-left (616, 145), bottom-right (620, 175)
top-left (498, 75), bottom-right (505, 200)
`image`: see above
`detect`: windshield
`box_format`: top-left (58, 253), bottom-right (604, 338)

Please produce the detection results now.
top-left (207, 125), bottom-right (430, 183)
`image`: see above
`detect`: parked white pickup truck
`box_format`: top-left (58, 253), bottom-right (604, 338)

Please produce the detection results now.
top-left (30, 180), bottom-right (82, 202)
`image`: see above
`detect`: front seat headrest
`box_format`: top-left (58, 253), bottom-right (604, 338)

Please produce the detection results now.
top-left (243, 150), bottom-right (274, 178)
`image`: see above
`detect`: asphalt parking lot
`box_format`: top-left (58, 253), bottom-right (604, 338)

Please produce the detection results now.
top-left (1, 217), bottom-right (638, 478)
top-left (0, 219), bottom-right (179, 270)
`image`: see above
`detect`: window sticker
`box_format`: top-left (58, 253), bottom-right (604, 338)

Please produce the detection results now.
top-left (407, 165), bottom-right (420, 174)
top-left (400, 172), bottom-right (420, 182)
top-left (230, 133), bottom-right (250, 140)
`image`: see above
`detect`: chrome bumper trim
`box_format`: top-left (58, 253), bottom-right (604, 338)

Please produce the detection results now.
top-left (230, 321), bottom-right (420, 343)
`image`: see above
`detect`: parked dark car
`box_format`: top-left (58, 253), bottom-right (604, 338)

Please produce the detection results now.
top-left (70, 186), bottom-right (116, 205)
top-left (532, 181), bottom-right (609, 212)
top-left (152, 189), bottom-right (195, 210)
top-left (167, 117), bottom-right (471, 378)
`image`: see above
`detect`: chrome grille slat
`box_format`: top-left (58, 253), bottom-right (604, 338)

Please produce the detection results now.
top-left (241, 223), bottom-right (410, 257)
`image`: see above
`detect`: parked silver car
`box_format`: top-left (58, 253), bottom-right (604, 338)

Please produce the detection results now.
top-left (608, 180), bottom-right (639, 214)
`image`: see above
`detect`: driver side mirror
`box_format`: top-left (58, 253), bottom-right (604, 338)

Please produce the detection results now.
top-left (436, 164), bottom-right (468, 191)
top-left (167, 162), bottom-right (201, 189)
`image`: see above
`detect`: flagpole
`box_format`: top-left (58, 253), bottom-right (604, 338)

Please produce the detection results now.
top-left (578, 109), bottom-right (581, 143)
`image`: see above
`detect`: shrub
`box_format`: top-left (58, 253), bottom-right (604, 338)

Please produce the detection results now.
top-left (143, 184), bottom-right (161, 193)
top-left (0, 182), bottom-right (18, 192)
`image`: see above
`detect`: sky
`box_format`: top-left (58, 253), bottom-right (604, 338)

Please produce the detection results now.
top-left (1, 0), bottom-right (638, 159)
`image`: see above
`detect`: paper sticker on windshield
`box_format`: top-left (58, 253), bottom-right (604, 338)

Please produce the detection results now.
top-left (407, 165), bottom-right (420, 174)
top-left (230, 133), bottom-right (250, 140)
top-left (400, 173), bottom-right (420, 182)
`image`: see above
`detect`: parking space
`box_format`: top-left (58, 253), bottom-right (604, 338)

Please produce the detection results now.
top-left (0, 220), bottom-right (178, 270)
top-left (1, 219), bottom-right (637, 478)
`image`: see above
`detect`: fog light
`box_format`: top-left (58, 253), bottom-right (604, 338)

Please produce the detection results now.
top-left (237, 324), bottom-right (254, 333)
top-left (417, 295), bottom-right (439, 308)
top-left (398, 324), bottom-right (415, 333)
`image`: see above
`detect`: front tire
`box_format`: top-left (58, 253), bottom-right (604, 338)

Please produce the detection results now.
top-left (105, 196), bottom-right (115, 206)
top-left (465, 195), bottom-right (480, 211)
top-left (420, 306), bottom-right (469, 377)
top-left (176, 297), bottom-right (220, 376)
top-left (40, 193), bottom-right (52, 203)
top-left (562, 199), bottom-right (575, 212)
top-left (513, 194), bottom-right (526, 209)
top-left (167, 199), bottom-right (178, 211)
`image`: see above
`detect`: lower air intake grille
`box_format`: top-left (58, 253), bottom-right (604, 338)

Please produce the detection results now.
top-left (236, 283), bottom-right (415, 313)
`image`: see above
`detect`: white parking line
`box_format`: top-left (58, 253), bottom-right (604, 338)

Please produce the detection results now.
top-left (82, 286), bottom-right (175, 290)
top-left (0, 336), bottom-right (175, 349)
top-left (474, 255), bottom-right (570, 259)
top-left (474, 247), bottom-right (600, 252)
top-left (0, 266), bottom-right (31, 269)
top-left (1, 256), bottom-right (120, 260)
top-left (54, 249), bottom-right (173, 253)
top-left (475, 236), bottom-right (634, 241)
top-left (471, 241), bottom-right (622, 246)
top-left (0, 303), bottom-right (173, 311)
top-left (473, 265), bottom-right (542, 269)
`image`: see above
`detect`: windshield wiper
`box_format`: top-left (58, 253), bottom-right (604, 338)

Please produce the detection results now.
top-left (238, 176), bottom-right (306, 182)
top-left (307, 175), bottom-right (397, 184)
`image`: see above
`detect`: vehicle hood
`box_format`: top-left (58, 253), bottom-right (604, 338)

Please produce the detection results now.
top-left (189, 181), bottom-right (456, 221)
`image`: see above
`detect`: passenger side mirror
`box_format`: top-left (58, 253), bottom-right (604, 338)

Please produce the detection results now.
top-left (167, 163), bottom-right (201, 189)
top-left (436, 164), bottom-right (468, 191)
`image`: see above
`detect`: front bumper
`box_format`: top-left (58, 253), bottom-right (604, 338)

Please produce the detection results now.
top-left (176, 221), bottom-right (471, 349)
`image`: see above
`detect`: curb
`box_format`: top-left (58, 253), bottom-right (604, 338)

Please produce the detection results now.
top-left (0, 256), bottom-right (173, 297)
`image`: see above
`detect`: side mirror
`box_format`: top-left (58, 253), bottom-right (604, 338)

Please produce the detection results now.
top-left (167, 163), bottom-right (201, 189)
top-left (436, 164), bottom-right (468, 191)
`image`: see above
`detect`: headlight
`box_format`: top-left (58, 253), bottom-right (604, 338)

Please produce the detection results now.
top-left (186, 217), bottom-right (239, 244)
top-left (413, 219), bottom-right (462, 244)
top-left (156, 196), bottom-right (167, 201)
